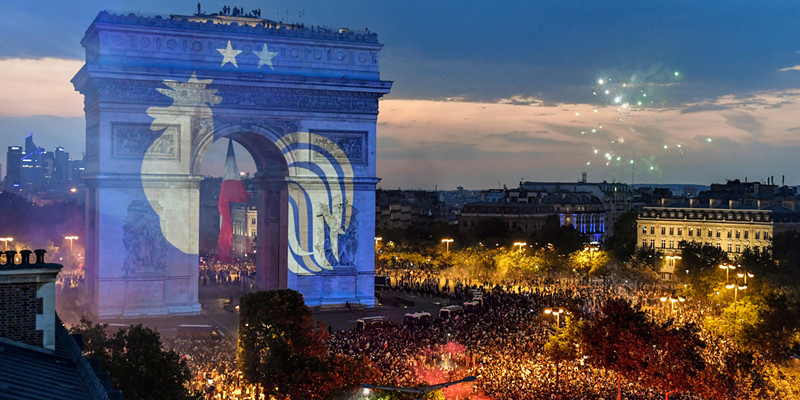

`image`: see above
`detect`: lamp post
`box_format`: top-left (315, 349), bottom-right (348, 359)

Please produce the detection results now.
top-left (64, 236), bottom-right (79, 252)
top-left (513, 241), bottom-right (527, 253)
top-left (719, 264), bottom-right (736, 284)
top-left (544, 307), bottom-right (565, 328)
top-left (0, 237), bottom-right (12, 251)
top-left (737, 271), bottom-right (754, 285)
top-left (441, 238), bottom-right (453, 253)
top-left (726, 282), bottom-right (747, 302)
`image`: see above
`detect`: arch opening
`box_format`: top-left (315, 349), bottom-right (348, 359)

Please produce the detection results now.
top-left (196, 129), bottom-right (290, 292)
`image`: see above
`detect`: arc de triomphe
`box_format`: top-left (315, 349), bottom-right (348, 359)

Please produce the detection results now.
top-left (72, 11), bottom-right (391, 318)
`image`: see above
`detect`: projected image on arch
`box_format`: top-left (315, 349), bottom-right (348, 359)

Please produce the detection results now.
top-left (73, 11), bottom-right (390, 318)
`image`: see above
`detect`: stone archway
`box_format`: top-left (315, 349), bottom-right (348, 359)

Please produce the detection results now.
top-left (72, 11), bottom-right (391, 318)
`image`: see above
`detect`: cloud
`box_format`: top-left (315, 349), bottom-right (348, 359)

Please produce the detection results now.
top-left (0, 58), bottom-right (84, 118)
top-left (779, 65), bottom-right (800, 72)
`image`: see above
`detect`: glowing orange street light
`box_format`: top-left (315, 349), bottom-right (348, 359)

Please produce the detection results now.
top-left (513, 241), bottom-right (527, 253)
top-left (726, 282), bottom-right (747, 302)
top-left (64, 236), bottom-right (79, 251)
top-left (737, 270), bottom-right (754, 285)
top-left (441, 238), bottom-right (454, 253)
top-left (719, 264), bottom-right (736, 284)
top-left (0, 237), bottom-right (13, 250)
top-left (544, 307), bottom-right (565, 327)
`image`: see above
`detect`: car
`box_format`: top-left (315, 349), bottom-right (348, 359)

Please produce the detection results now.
top-left (176, 324), bottom-right (225, 339)
top-left (356, 315), bottom-right (392, 330)
top-left (439, 305), bottom-right (464, 318)
top-left (403, 311), bottom-right (432, 326)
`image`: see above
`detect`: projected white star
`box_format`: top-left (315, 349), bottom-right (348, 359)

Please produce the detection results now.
top-left (217, 40), bottom-right (241, 68)
top-left (254, 43), bottom-right (278, 70)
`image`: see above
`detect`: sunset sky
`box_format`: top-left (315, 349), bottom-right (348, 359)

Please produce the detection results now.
top-left (2, 1), bottom-right (800, 189)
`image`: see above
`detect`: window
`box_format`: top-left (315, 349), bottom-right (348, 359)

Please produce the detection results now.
top-left (735, 230), bottom-right (740, 239)
top-left (735, 244), bottom-right (741, 253)
top-left (661, 240), bottom-right (666, 248)
top-left (716, 243), bottom-right (722, 249)
top-left (251, 218), bottom-right (256, 225)
top-left (669, 240), bottom-right (674, 248)
top-left (708, 229), bottom-right (713, 237)
top-left (717, 229), bottom-right (721, 238)
top-left (642, 225), bottom-right (647, 234)
top-left (661, 227), bottom-right (666, 234)
top-left (755, 231), bottom-right (760, 240)
top-left (669, 227), bottom-right (674, 235)
top-left (678, 227), bottom-right (683, 235)
top-left (765, 232), bottom-right (770, 240)
top-left (642, 239), bottom-right (648, 247)
top-left (727, 243), bottom-right (732, 252)
top-left (727, 230), bottom-right (732, 238)
top-left (688, 228), bottom-right (694, 236)
top-left (650, 239), bottom-right (655, 247)
top-left (754, 245), bottom-right (760, 252)
top-left (651, 227), bottom-right (655, 234)
top-left (744, 231), bottom-right (749, 239)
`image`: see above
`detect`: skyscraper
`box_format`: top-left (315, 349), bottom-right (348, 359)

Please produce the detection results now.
top-left (5, 146), bottom-right (23, 189)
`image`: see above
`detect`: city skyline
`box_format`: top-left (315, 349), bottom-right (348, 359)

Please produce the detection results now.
top-left (2, 1), bottom-right (800, 189)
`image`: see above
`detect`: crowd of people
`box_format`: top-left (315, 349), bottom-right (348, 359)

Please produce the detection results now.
top-left (330, 271), bottom-right (708, 400)
top-left (199, 257), bottom-right (256, 289)
top-left (164, 336), bottom-right (265, 400)
top-left (163, 267), bottom-right (718, 399)
top-left (84, 255), bottom-right (754, 400)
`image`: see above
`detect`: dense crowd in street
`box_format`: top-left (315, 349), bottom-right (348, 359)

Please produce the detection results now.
top-left (164, 336), bottom-right (266, 400)
top-left (330, 271), bottom-right (706, 400)
top-left (199, 257), bottom-right (256, 289)
top-left (162, 265), bottom-right (720, 399)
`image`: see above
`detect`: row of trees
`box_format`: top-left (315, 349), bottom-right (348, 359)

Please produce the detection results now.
top-left (545, 297), bottom-right (800, 400)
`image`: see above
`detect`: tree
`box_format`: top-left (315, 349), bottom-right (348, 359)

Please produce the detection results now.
top-left (70, 318), bottom-right (199, 400)
top-left (544, 316), bottom-right (584, 393)
top-left (238, 289), bottom-right (375, 399)
top-left (617, 246), bottom-right (661, 286)
top-left (605, 211), bottom-right (639, 263)
top-left (581, 299), bottom-right (707, 400)
top-left (531, 214), bottom-right (587, 255)
top-left (582, 299), bottom-right (654, 400)
top-left (567, 247), bottom-right (611, 281)
top-left (677, 241), bottom-right (729, 299)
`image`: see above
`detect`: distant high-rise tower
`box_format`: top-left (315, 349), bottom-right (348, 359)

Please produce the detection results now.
top-left (5, 146), bottom-right (23, 189)
top-left (21, 134), bottom-right (45, 189)
top-left (53, 147), bottom-right (70, 188)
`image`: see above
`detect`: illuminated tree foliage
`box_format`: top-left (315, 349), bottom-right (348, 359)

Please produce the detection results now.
top-left (544, 316), bottom-right (584, 393)
top-left (70, 318), bottom-right (199, 400)
top-left (237, 289), bottom-right (375, 399)
top-left (567, 247), bottom-right (611, 279)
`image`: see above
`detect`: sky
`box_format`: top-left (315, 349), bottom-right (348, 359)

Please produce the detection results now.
top-left (2, 1), bottom-right (800, 189)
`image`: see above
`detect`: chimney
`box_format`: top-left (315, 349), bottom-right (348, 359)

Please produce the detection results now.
top-left (0, 249), bottom-right (62, 351)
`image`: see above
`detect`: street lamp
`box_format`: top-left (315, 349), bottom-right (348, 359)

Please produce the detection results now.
top-left (441, 238), bottom-right (454, 253)
top-left (726, 282), bottom-right (747, 302)
top-left (719, 263), bottom-right (736, 283)
top-left (64, 235), bottom-right (79, 252)
top-left (544, 307), bottom-right (565, 328)
top-left (0, 237), bottom-right (13, 251)
top-left (513, 241), bottom-right (527, 253)
top-left (737, 270), bottom-right (754, 285)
